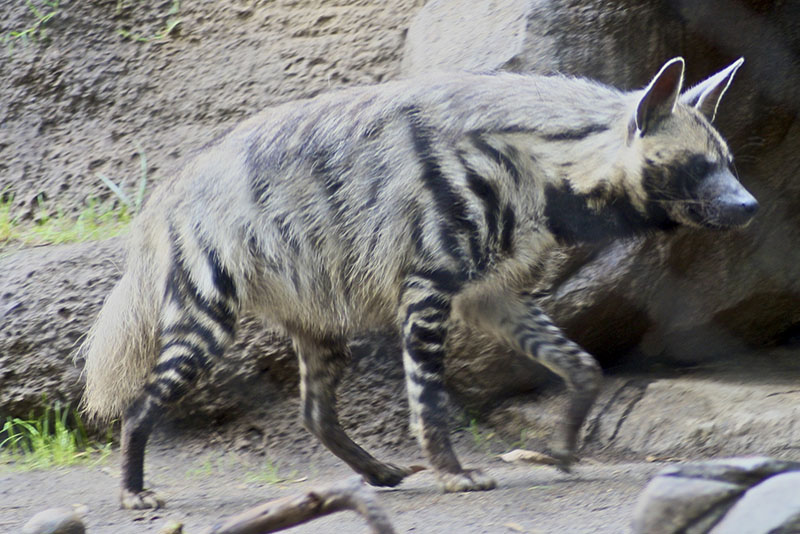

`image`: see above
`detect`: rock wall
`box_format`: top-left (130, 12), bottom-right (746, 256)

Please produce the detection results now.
top-left (1, 0), bottom-right (425, 217)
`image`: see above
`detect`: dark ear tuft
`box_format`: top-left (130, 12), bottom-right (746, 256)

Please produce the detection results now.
top-left (680, 57), bottom-right (744, 122)
top-left (634, 57), bottom-right (685, 136)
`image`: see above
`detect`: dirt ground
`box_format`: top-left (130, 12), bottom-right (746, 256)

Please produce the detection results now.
top-left (1, 432), bottom-right (664, 534)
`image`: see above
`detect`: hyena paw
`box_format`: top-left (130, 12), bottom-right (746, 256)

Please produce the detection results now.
top-left (120, 489), bottom-right (165, 510)
top-left (550, 448), bottom-right (578, 473)
top-left (438, 468), bottom-right (497, 492)
top-left (364, 462), bottom-right (416, 487)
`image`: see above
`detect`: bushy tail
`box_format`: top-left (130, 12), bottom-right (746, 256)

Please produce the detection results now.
top-left (80, 241), bottom-right (164, 422)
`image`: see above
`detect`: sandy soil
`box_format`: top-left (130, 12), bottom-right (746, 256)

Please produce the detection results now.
top-left (1, 433), bottom-right (663, 534)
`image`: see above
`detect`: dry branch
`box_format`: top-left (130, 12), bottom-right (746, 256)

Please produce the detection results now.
top-left (204, 475), bottom-right (396, 534)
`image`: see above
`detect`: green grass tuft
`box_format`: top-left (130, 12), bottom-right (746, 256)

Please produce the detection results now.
top-left (0, 195), bottom-right (133, 251)
top-left (0, 402), bottom-right (111, 470)
top-left (3, 0), bottom-right (60, 55)
top-left (118, 0), bottom-right (181, 43)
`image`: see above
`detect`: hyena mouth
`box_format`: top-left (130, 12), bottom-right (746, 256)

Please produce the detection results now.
top-left (687, 198), bottom-right (759, 229)
top-left (691, 170), bottom-right (759, 229)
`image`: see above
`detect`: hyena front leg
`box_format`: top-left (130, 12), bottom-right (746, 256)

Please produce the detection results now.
top-left (400, 271), bottom-right (496, 492)
top-left (120, 249), bottom-right (238, 509)
top-left (295, 336), bottom-right (414, 486)
top-left (462, 291), bottom-right (602, 470)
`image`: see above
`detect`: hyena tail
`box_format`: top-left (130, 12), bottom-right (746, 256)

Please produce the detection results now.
top-left (80, 238), bottom-right (165, 423)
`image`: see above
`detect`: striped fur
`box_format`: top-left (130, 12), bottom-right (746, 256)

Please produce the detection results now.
top-left (80, 57), bottom-right (755, 508)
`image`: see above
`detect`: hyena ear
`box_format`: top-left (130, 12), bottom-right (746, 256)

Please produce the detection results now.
top-left (633, 57), bottom-right (685, 136)
top-left (680, 57), bottom-right (744, 122)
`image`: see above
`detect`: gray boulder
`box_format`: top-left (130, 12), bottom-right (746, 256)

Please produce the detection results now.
top-left (22, 507), bottom-right (85, 534)
top-left (633, 457), bottom-right (800, 534)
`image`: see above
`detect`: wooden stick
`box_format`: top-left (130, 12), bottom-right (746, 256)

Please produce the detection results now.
top-left (204, 476), bottom-right (396, 534)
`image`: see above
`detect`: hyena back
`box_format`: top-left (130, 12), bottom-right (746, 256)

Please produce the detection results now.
top-left (81, 57), bottom-right (756, 509)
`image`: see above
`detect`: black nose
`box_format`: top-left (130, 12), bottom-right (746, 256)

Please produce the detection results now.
top-left (741, 197), bottom-right (759, 215)
top-left (717, 192), bottom-right (758, 227)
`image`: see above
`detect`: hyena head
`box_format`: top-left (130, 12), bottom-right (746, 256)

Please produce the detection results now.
top-left (627, 56), bottom-right (757, 229)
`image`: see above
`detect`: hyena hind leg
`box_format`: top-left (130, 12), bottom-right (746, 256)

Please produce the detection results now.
top-left (120, 252), bottom-right (238, 509)
top-left (462, 292), bottom-right (602, 471)
top-left (400, 272), bottom-right (496, 492)
top-left (295, 336), bottom-right (414, 487)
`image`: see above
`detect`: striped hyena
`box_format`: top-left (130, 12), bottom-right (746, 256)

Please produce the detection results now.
top-left (81, 57), bottom-right (755, 508)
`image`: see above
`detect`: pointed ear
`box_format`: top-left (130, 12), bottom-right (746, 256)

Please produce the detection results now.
top-left (680, 57), bottom-right (744, 122)
top-left (634, 57), bottom-right (685, 136)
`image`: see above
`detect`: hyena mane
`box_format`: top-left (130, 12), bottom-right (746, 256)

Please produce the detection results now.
top-left (80, 57), bottom-right (756, 509)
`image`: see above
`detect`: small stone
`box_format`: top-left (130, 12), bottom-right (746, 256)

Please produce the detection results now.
top-left (499, 449), bottom-right (559, 466)
top-left (159, 520), bottom-right (184, 534)
top-left (21, 507), bottom-right (85, 534)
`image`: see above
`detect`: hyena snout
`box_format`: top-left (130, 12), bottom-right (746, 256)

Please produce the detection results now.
top-left (692, 169), bottom-right (758, 228)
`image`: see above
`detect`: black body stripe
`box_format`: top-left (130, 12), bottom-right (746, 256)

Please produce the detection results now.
top-left (404, 106), bottom-right (481, 271)
top-left (500, 205), bottom-right (516, 254)
top-left (539, 124), bottom-right (610, 141)
top-left (311, 149), bottom-right (348, 220)
top-left (273, 213), bottom-right (301, 254)
top-left (246, 140), bottom-right (272, 205)
top-left (206, 248), bottom-right (237, 302)
top-left (409, 205), bottom-right (425, 255)
top-left (462, 161), bottom-right (501, 246)
top-left (468, 132), bottom-right (522, 186)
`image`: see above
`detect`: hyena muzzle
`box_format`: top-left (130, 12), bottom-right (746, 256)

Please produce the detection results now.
top-left (80, 56), bottom-right (755, 509)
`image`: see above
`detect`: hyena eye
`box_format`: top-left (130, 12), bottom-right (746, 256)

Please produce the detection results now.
top-left (686, 156), bottom-right (712, 179)
top-left (673, 154), bottom-right (712, 192)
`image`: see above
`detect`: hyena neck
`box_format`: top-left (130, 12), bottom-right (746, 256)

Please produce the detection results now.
top-left (490, 124), bottom-right (676, 246)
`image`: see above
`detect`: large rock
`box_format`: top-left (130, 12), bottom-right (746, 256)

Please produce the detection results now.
top-left (632, 457), bottom-right (800, 534)
top-left (489, 373), bottom-right (800, 461)
top-left (21, 507), bottom-right (85, 534)
top-left (403, 0), bottom-right (800, 369)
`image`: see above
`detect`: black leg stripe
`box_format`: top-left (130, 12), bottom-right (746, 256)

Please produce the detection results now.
top-left (160, 339), bottom-right (213, 368)
top-left (404, 296), bottom-right (451, 323)
top-left (405, 342), bottom-right (446, 364)
top-left (409, 323), bottom-right (447, 345)
top-left (162, 321), bottom-right (224, 358)
top-left (153, 353), bottom-right (210, 375)
top-left (418, 381), bottom-right (446, 408)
